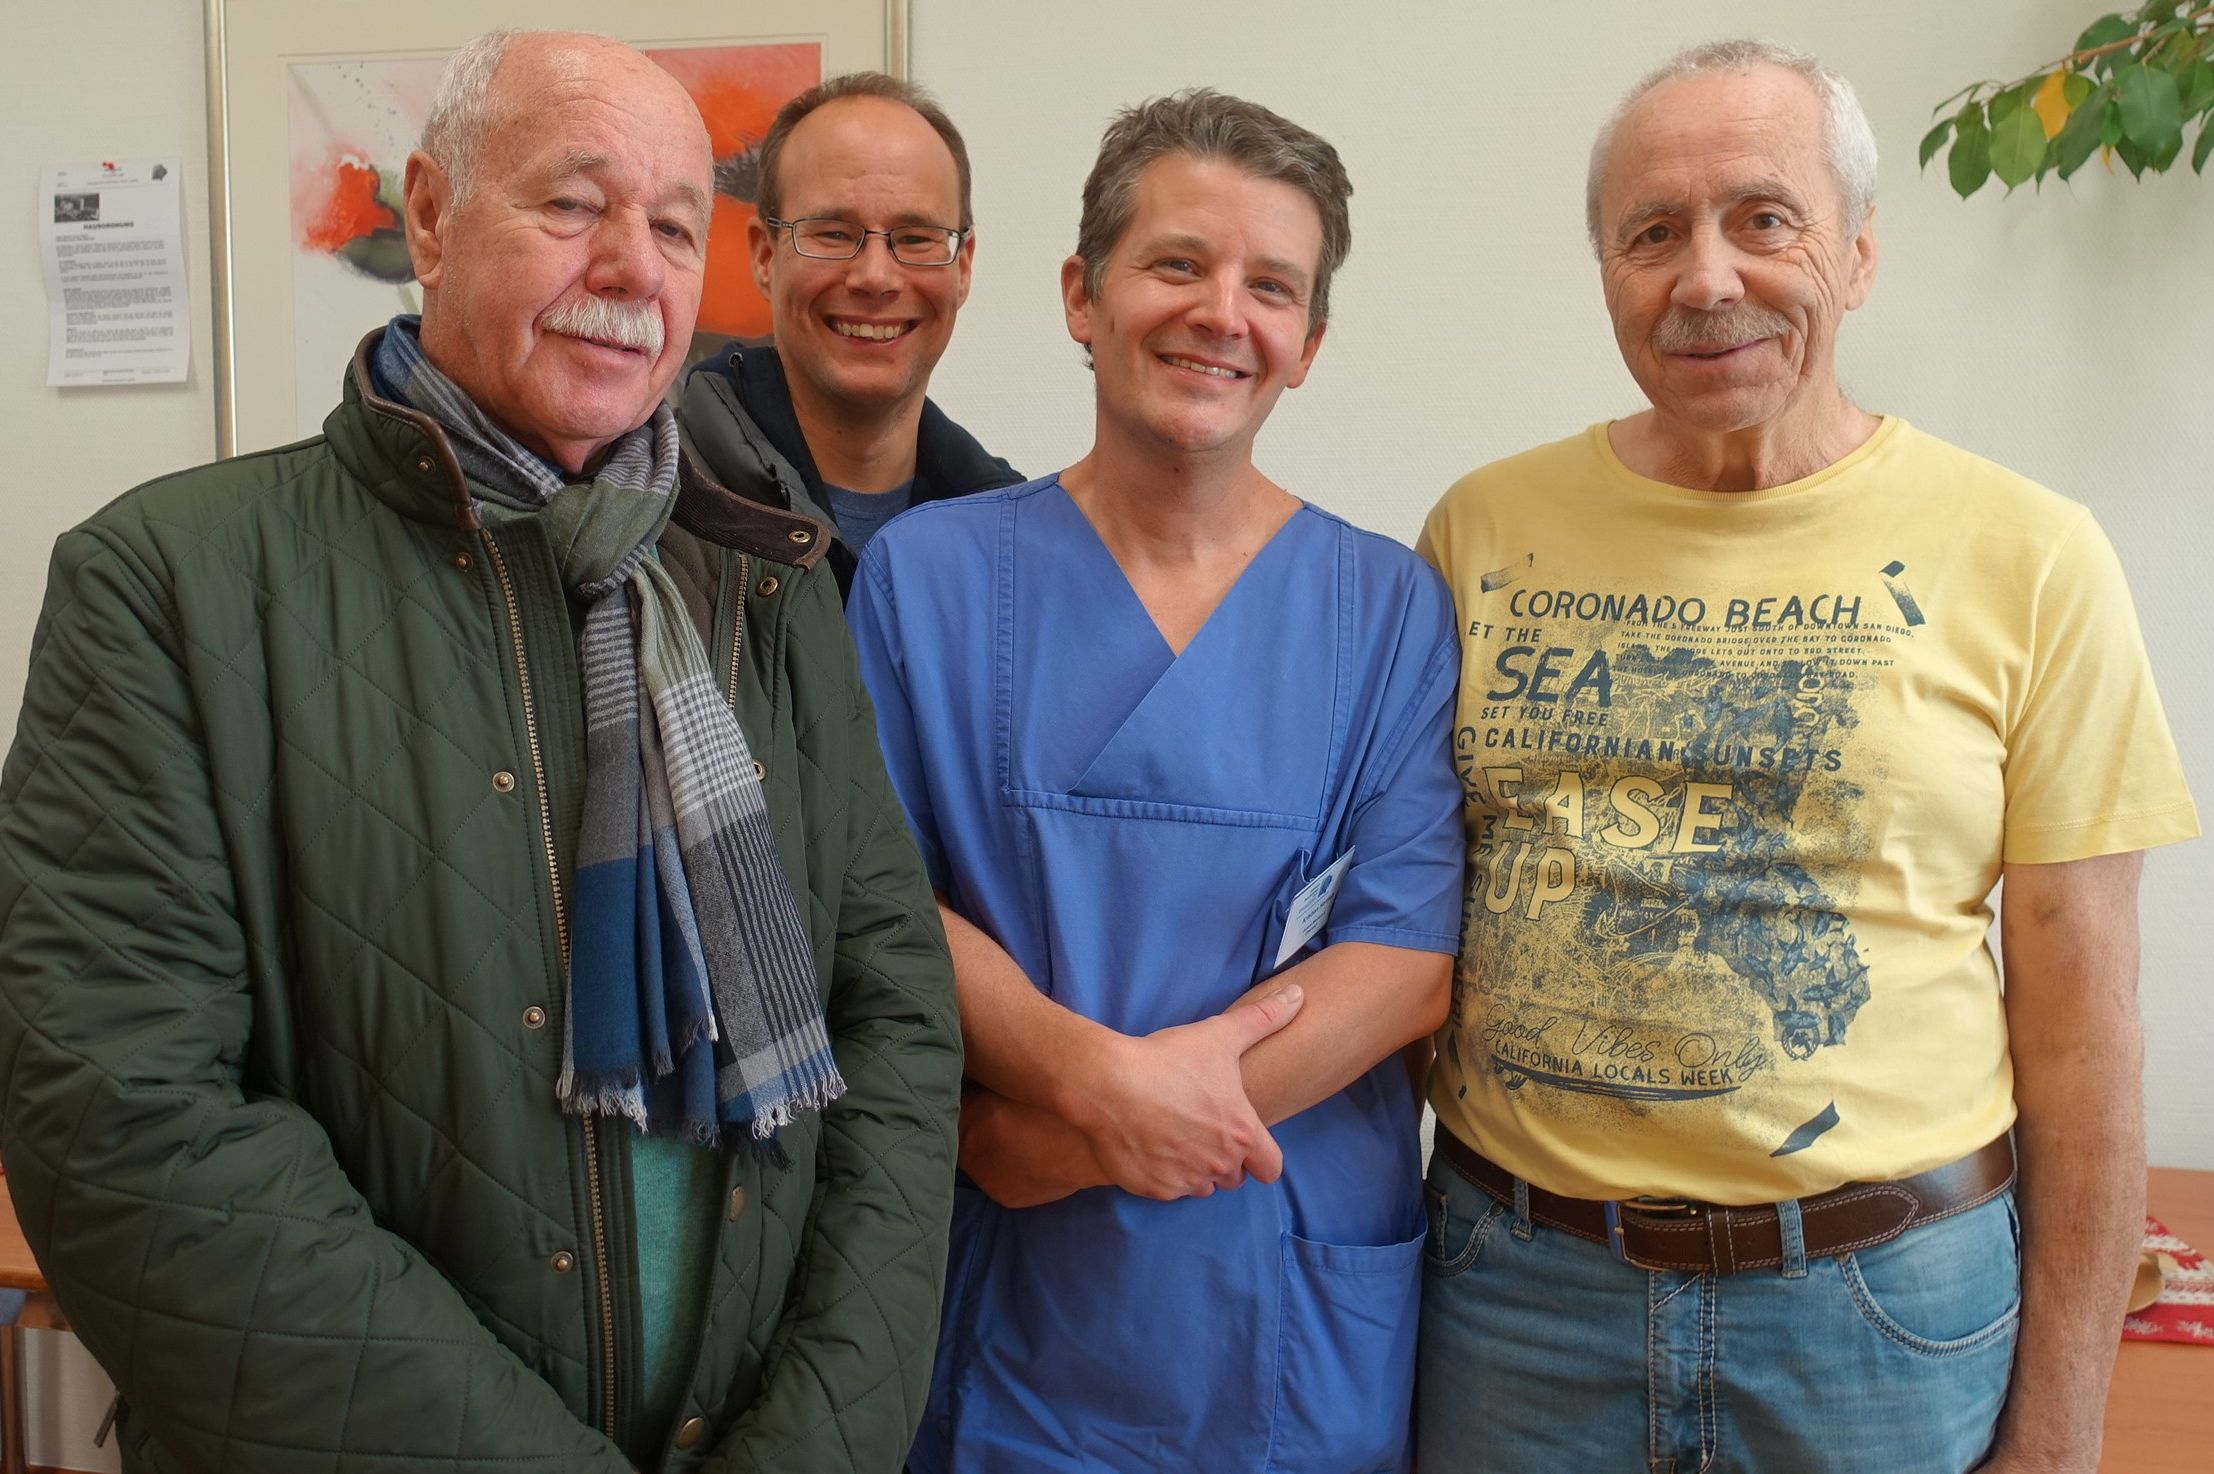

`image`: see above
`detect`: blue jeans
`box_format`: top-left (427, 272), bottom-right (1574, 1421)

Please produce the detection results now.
top-left (1415, 1156), bottom-right (2019, 1473)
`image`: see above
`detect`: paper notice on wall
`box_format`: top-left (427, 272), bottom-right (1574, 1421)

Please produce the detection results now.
top-left (40, 159), bottom-right (190, 387)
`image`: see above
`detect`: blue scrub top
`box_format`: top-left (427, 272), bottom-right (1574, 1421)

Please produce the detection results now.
top-left (849, 477), bottom-right (1464, 1474)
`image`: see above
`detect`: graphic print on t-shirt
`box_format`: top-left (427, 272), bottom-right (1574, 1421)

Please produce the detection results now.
top-left (1444, 557), bottom-right (1915, 1150)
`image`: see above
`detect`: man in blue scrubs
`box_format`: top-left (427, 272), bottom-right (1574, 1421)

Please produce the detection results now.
top-left (848, 91), bottom-right (1465, 1472)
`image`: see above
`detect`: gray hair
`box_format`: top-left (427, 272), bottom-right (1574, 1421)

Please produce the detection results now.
top-left (1586, 39), bottom-right (1878, 256)
top-left (420, 29), bottom-right (522, 203)
top-left (1076, 88), bottom-right (1352, 328)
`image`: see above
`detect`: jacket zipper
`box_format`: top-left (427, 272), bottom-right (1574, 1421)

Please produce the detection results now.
top-left (481, 528), bottom-right (618, 1439)
top-left (726, 553), bottom-right (749, 709)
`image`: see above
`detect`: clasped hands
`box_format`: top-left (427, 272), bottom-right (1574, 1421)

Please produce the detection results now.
top-left (959, 982), bottom-right (1306, 1209)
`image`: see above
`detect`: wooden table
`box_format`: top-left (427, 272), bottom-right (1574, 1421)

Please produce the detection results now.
top-left (2104, 1166), bottom-right (2214, 1472)
top-left (0, 1172), bottom-right (2204, 1471)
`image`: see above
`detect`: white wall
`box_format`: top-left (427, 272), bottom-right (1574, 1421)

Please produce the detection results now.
top-left (0, 0), bottom-right (2206, 1465)
top-left (2, 0), bottom-right (218, 702)
top-left (915, 0), bottom-right (2213, 1168)
top-left (4, 2), bottom-right (210, 1465)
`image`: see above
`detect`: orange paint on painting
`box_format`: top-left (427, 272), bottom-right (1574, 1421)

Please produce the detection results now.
top-left (649, 43), bottom-right (821, 337)
top-left (301, 158), bottom-right (396, 253)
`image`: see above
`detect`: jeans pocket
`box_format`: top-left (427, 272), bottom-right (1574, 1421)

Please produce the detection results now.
top-left (1839, 1193), bottom-right (2022, 1358)
top-left (1422, 1180), bottom-right (1507, 1278)
top-left (1267, 1222), bottom-right (1425, 1473)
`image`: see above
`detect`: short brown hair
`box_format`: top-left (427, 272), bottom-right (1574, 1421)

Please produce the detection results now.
top-left (756, 72), bottom-right (974, 231)
top-left (1075, 89), bottom-right (1352, 327)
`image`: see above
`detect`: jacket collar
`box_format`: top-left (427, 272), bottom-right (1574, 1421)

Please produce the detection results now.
top-left (712, 342), bottom-right (1023, 511)
top-left (325, 329), bottom-right (827, 569)
top-left (672, 448), bottom-right (830, 570)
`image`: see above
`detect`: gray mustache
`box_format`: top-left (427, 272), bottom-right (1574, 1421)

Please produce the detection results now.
top-left (1653, 305), bottom-right (1792, 354)
top-left (539, 295), bottom-right (666, 357)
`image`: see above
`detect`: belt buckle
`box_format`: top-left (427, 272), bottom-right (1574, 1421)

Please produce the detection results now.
top-left (1602, 1197), bottom-right (1700, 1270)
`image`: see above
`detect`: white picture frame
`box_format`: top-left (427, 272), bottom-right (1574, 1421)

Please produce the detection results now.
top-left (204, 0), bottom-right (907, 456)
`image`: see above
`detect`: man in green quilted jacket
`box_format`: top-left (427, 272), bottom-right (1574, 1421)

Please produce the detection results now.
top-left (0, 30), bottom-right (960, 1474)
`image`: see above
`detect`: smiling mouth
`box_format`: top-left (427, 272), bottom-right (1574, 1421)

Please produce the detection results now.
top-left (832, 319), bottom-right (914, 342)
top-left (1160, 353), bottom-right (1247, 379)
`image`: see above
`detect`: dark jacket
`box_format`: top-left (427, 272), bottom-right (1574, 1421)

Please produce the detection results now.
top-left (679, 343), bottom-right (1023, 597)
top-left (0, 340), bottom-right (961, 1473)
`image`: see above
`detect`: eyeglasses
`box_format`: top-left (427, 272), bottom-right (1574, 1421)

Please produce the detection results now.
top-left (761, 216), bottom-right (969, 267)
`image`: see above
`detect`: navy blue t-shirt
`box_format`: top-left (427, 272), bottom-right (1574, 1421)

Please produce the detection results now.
top-left (825, 478), bottom-right (916, 558)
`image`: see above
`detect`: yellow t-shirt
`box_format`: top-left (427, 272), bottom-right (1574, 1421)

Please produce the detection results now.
top-left (1418, 418), bottom-right (2198, 1204)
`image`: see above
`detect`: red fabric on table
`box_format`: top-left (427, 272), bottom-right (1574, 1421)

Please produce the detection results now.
top-left (2123, 1216), bottom-right (2214, 1346)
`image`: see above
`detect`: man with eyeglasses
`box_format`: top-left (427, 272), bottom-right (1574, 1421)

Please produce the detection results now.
top-left (681, 72), bottom-right (1021, 595)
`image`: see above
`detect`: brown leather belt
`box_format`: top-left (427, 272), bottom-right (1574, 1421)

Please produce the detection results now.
top-left (1433, 1128), bottom-right (2014, 1275)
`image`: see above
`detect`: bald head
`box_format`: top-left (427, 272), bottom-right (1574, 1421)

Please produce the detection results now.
top-left (423, 30), bottom-right (709, 206)
top-left (1586, 40), bottom-right (1877, 256)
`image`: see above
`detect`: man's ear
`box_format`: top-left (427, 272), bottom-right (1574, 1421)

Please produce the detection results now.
top-left (1843, 202), bottom-right (1879, 312)
top-left (401, 151), bottom-right (452, 292)
top-left (1285, 317), bottom-right (1327, 391)
top-left (1059, 255), bottom-right (1092, 350)
top-left (748, 210), bottom-right (775, 298)
top-left (952, 229), bottom-right (976, 312)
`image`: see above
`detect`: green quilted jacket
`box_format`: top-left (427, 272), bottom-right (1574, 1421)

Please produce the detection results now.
top-left (0, 345), bottom-right (961, 1473)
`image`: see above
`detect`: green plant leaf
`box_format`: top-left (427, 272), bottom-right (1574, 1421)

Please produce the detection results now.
top-left (2181, 59), bottom-right (2214, 116)
top-left (1919, 117), bottom-right (1954, 168)
top-left (1930, 80), bottom-right (1985, 115)
top-left (2076, 12), bottom-right (2140, 72)
top-left (2193, 116), bottom-right (2214, 171)
top-left (2151, 131), bottom-right (2184, 168)
top-left (1990, 85), bottom-right (2024, 122)
top-left (2078, 12), bottom-right (2139, 51)
top-left (2056, 83), bottom-right (2115, 176)
top-left (1990, 105), bottom-right (2050, 185)
top-left (2117, 62), bottom-right (2184, 153)
top-left (1949, 115), bottom-right (1994, 197)
top-left (2104, 98), bottom-right (2127, 144)
top-left (2115, 135), bottom-right (2150, 175)
top-left (2065, 72), bottom-right (2097, 108)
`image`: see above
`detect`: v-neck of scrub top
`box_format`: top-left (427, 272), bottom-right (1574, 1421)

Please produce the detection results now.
top-left (1010, 479), bottom-right (1342, 825)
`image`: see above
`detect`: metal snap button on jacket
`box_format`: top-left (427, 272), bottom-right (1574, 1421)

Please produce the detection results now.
top-left (675, 1417), bottom-right (708, 1449)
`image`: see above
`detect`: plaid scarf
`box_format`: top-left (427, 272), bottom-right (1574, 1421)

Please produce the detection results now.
top-left (375, 319), bottom-right (843, 1144)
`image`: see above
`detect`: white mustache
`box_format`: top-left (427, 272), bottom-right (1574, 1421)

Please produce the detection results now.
top-left (539, 295), bottom-right (665, 357)
top-left (1654, 305), bottom-right (1792, 354)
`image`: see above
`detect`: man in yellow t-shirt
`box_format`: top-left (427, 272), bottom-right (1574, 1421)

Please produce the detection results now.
top-left (1415, 39), bottom-right (2197, 1474)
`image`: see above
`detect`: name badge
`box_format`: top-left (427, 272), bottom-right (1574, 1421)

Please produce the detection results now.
top-left (1273, 848), bottom-right (1355, 968)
